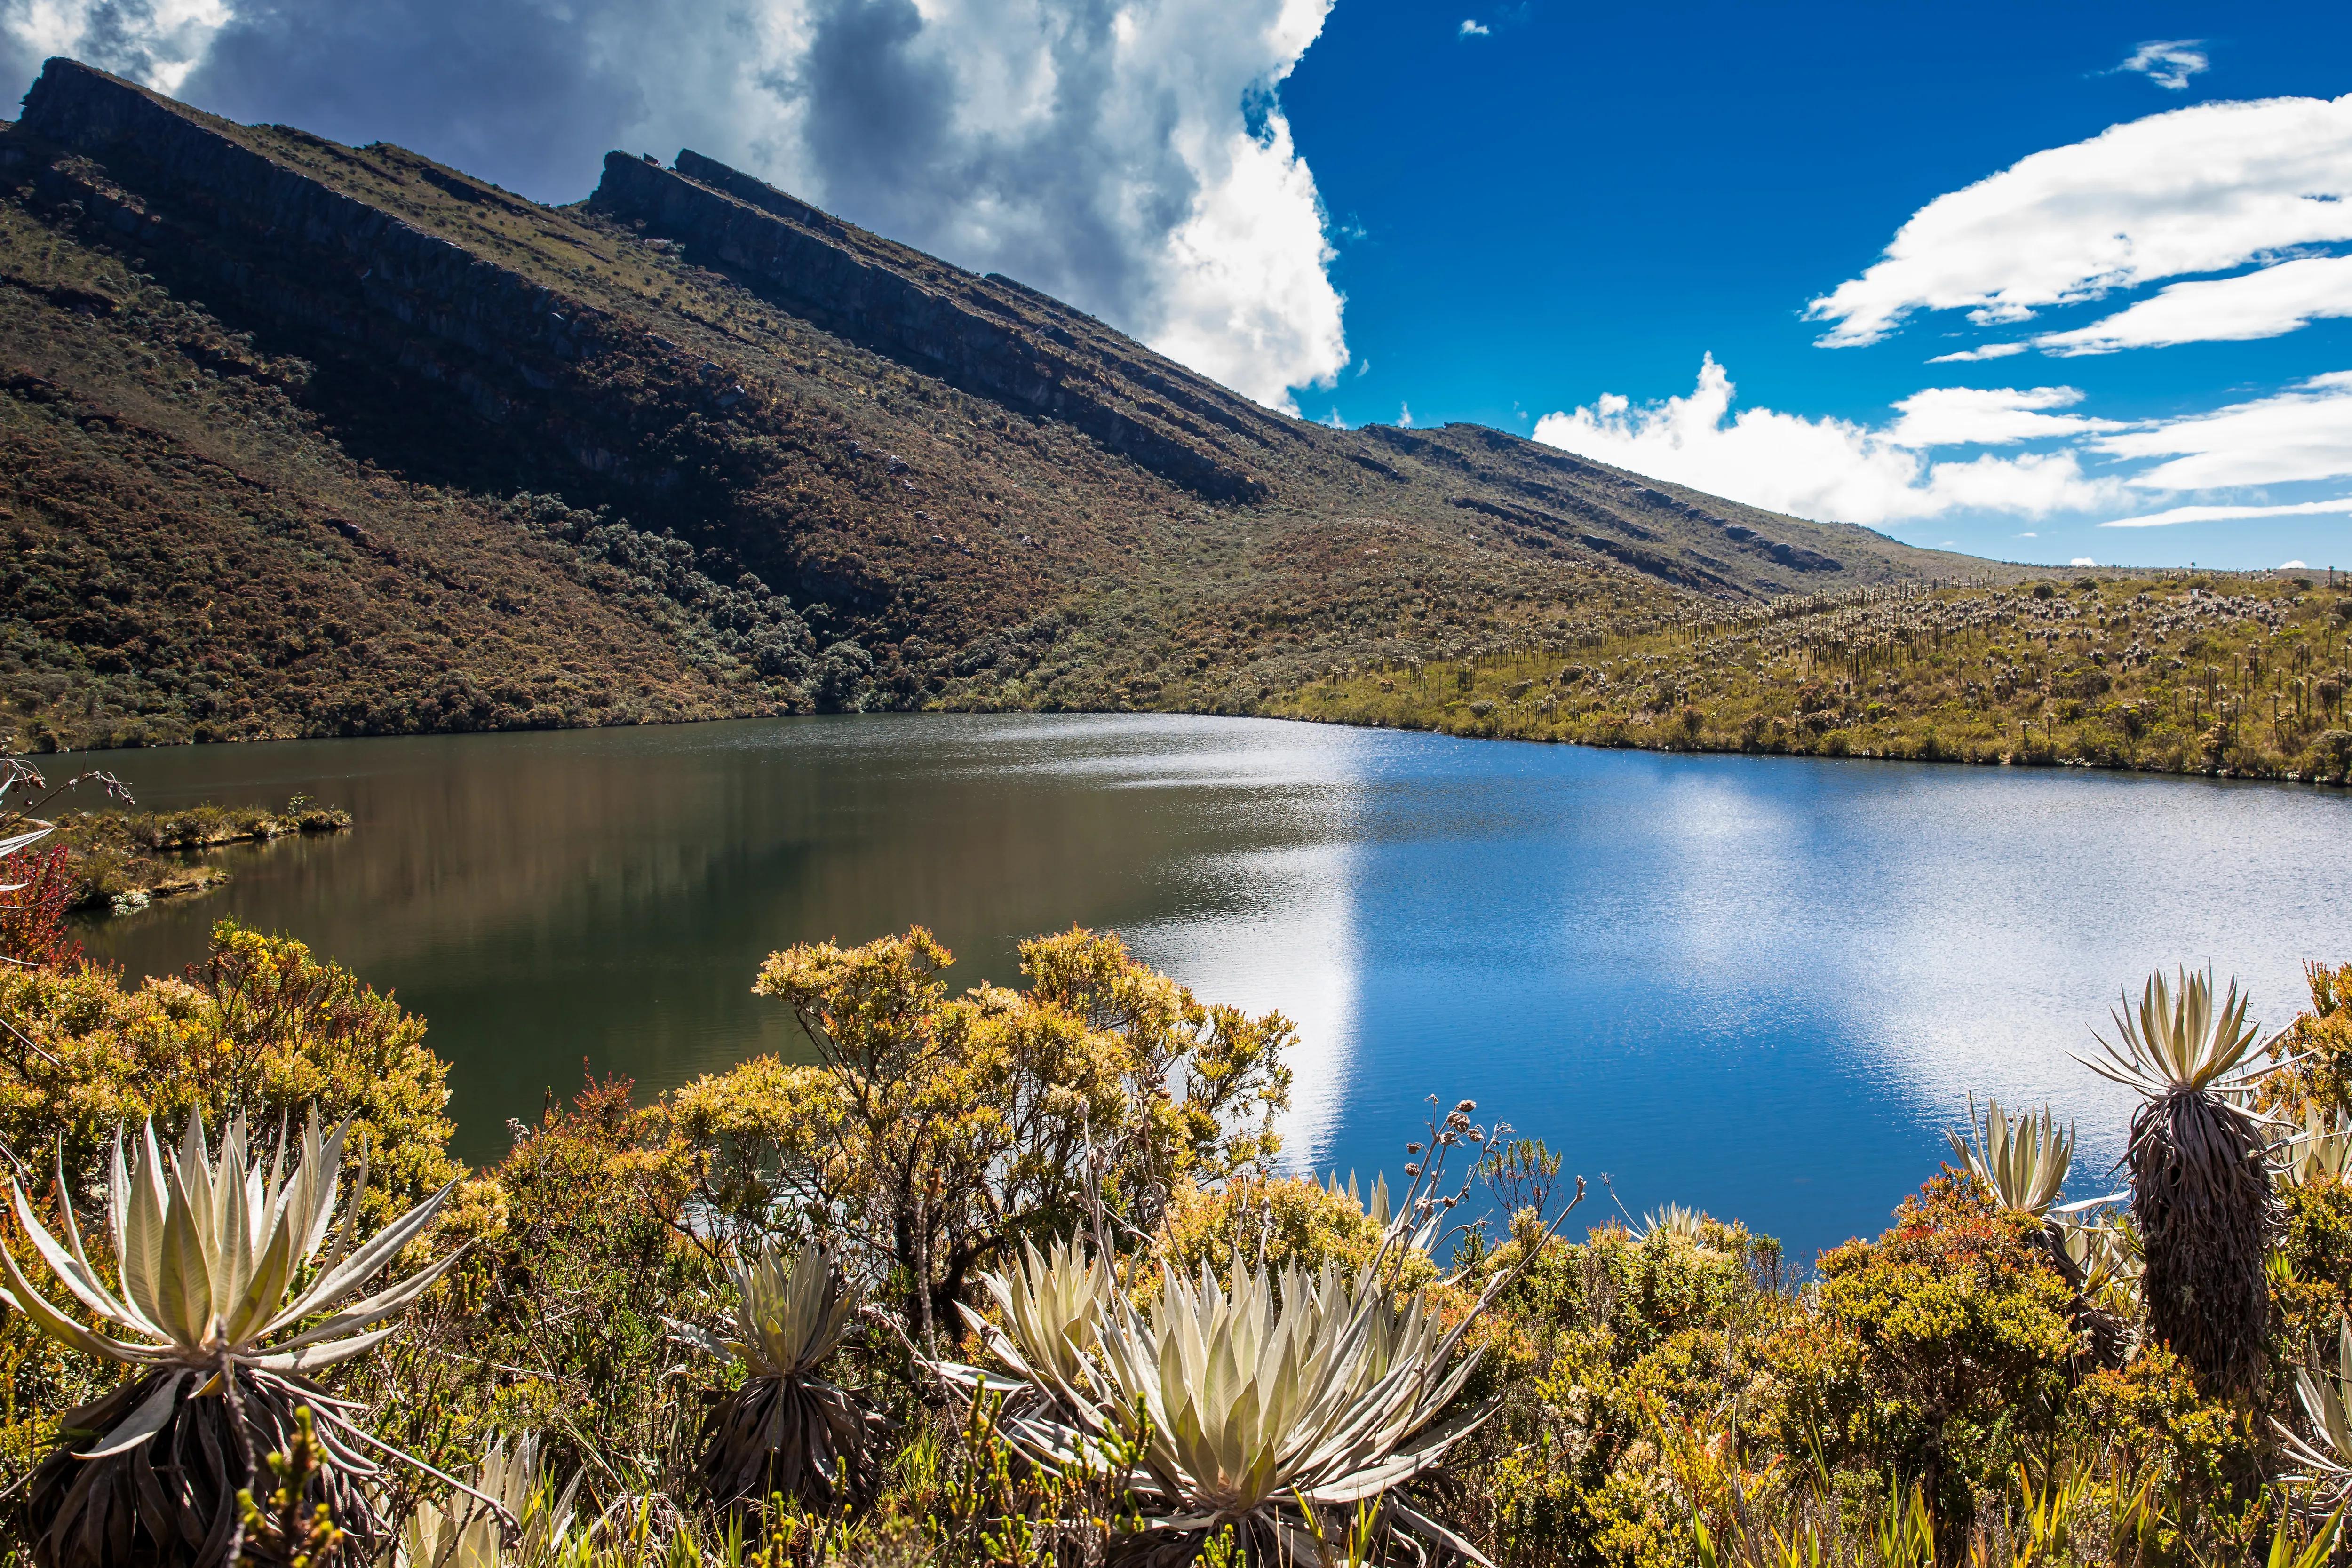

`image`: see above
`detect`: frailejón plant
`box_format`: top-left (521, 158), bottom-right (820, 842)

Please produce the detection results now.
top-left (1947, 1096), bottom-right (2074, 1217)
top-left (2077, 967), bottom-right (2280, 1399)
top-left (2287, 1108), bottom-right (2352, 1187)
top-left (400, 1432), bottom-right (579, 1568)
top-left (0, 1109), bottom-right (459, 1568)
top-left (674, 1239), bottom-right (879, 1508)
top-left (2279, 1320), bottom-right (2352, 1510)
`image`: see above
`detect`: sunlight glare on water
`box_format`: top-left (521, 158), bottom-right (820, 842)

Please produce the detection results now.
top-left (77, 714), bottom-right (2352, 1259)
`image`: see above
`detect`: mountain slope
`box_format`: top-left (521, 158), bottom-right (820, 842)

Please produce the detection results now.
top-left (0, 59), bottom-right (1992, 751)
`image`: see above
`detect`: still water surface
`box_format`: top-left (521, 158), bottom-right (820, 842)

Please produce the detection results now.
top-left (77, 714), bottom-right (2352, 1260)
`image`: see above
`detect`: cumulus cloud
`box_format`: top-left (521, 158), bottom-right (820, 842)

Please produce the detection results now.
top-left (1529, 355), bottom-right (2124, 526)
top-left (2115, 40), bottom-right (2208, 92)
top-left (5, 0), bottom-right (1349, 409)
top-left (2101, 497), bottom-right (2352, 529)
top-left (2032, 254), bottom-right (2352, 355)
top-left (2095, 371), bottom-right (2352, 489)
top-left (2071, 557), bottom-right (2098, 565)
top-left (1457, 18), bottom-right (1487, 36)
top-left (1806, 94), bottom-right (2352, 349)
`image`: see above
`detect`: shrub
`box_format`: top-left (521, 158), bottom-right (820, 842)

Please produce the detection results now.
top-left (1155, 1174), bottom-right (1386, 1274)
top-left (360, 1072), bottom-right (708, 1489)
top-left (1764, 1177), bottom-right (2077, 1530)
top-left (2060, 1348), bottom-right (2260, 1523)
top-left (683, 926), bottom-right (1294, 1347)
top-left (0, 844), bottom-right (76, 970)
top-left (2264, 962), bottom-right (2352, 1124)
top-left (0, 921), bottom-right (457, 1216)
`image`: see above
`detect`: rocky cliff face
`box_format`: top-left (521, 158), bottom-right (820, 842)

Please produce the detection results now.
top-left (591, 150), bottom-right (1287, 503)
top-left (19, 62), bottom-right (610, 407)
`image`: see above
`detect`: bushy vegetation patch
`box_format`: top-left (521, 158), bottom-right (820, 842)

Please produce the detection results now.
top-left (1279, 573), bottom-right (2352, 782)
top-left (44, 796), bottom-right (350, 912)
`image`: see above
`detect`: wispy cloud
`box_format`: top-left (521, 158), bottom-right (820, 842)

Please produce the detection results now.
top-left (2099, 497), bottom-right (2352, 529)
top-left (2095, 372), bottom-right (2352, 489)
top-left (1398, 401), bottom-right (1415, 428)
top-left (2033, 254), bottom-right (2352, 355)
top-left (1532, 353), bottom-right (2352, 533)
top-left (1928, 342), bottom-right (2029, 363)
top-left (0, 0), bottom-right (231, 94)
top-left (1806, 94), bottom-right (2352, 349)
top-left (1883, 385), bottom-right (2125, 447)
top-left (1458, 19), bottom-right (1489, 37)
top-left (2115, 40), bottom-right (2209, 92)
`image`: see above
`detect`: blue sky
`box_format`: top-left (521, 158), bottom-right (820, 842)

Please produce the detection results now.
top-left (1284, 1), bottom-right (2352, 568)
top-left (9, 0), bottom-right (2352, 569)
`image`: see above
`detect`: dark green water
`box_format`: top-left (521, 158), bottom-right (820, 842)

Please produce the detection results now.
top-left (72, 714), bottom-right (2352, 1258)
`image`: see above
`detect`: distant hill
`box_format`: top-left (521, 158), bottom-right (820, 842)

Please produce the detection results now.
top-left (0, 58), bottom-right (1993, 751)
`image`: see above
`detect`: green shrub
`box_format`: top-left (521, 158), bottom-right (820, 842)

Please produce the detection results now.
top-left (1764, 1177), bottom-right (2077, 1530)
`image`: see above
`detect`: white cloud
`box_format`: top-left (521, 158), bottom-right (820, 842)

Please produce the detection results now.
top-left (1884, 385), bottom-right (2124, 447)
top-left (1398, 401), bottom-right (1414, 428)
top-left (2100, 496), bottom-right (2352, 528)
top-left (2115, 39), bottom-right (2208, 92)
top-left (1806, 94), bottom-right (2352, 348)
top-left (5, 0), bottom-right (233, 92)
top-left (2018, 531), bottom-right (2037, 537)
top-left (2283, 560), bottom-right (2311, 568)
top-left (1457, 18), bottom-right (1487, 36)
top-left (1928, 342), bottom-right (2029, 363)
top-left (2072, 557), bottom-right (2098, 566)
top-left (2032, 253), bottom-right (2352, 356)
top-left (2096, 372), bottom-right (2352, 489)
top-left (1319, 407), bottom-right (1346, 428)
top-left (1530, 355), bottom-right (2124, 525)
top-left (16, 0), bottom-right (1349, 411)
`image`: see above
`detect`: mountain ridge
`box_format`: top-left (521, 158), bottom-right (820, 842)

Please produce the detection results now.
top-left (0, 57), bottom-right (2001, 751)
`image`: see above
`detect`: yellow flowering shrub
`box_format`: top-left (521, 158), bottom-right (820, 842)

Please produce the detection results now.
top-left (0, 920), bottom-right (457, 1213)
top-left (671, 925), bottom-right (1294, 1346)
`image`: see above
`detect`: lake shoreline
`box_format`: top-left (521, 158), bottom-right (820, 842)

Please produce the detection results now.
top-left (1273, 707), bottom-right (2352, 788)
top-left (34, 701), bottom-right (2352, 796)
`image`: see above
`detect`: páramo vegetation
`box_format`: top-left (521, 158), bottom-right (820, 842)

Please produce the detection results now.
top-left (1279, 572), bottom-right (2352, 784)
top-left (6, 754), bottom-right (2352, 1568)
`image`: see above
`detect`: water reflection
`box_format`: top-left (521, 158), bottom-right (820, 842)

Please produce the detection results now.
top-left (75, 715), bottom-right (2352, 1260)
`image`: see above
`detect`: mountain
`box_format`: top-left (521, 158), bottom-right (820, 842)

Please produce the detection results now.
top-left (0, 58), bottom-right (1989, 751)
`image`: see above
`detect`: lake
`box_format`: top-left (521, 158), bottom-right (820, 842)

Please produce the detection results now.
top-left (70, 713), bottom-right (2352, 1261)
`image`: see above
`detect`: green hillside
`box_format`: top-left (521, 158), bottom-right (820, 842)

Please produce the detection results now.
top-left (0, 59), bottom-right (1987, 752)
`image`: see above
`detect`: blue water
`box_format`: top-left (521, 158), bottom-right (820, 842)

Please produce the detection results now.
top-left (75, 714), bottom-right (2352, 1262)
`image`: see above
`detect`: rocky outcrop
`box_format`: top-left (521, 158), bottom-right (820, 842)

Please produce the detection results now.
top-left (15, 59), bottom-right (615, 417)
top-left (591, 150), bottom-right (1283, 503)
